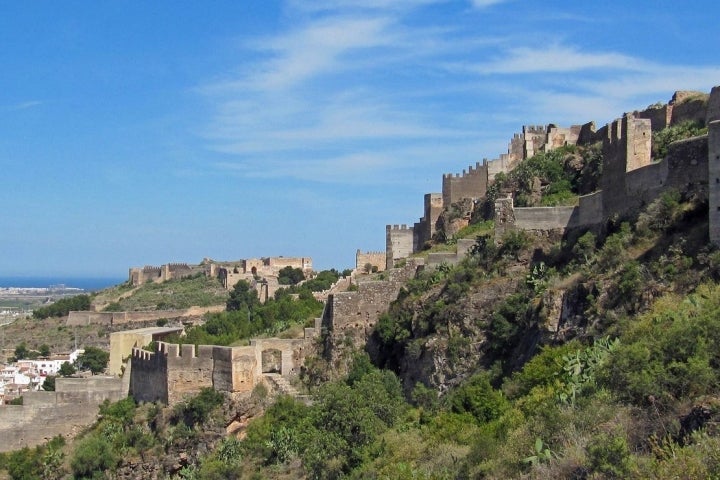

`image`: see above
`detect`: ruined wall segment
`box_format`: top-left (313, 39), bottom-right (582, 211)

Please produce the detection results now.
top-left (709, 121), bottom-right (720, 245)
top-left (356, 250), bottom-right (386, 272)
top-left (323, 259), bottom-right (424, 349)
top-left (0, 377), bottom-right (124, 452)
top-left (707, 87), bottom-right (720, 125)
top-left (669, 91), bottom-right (709, 126)
top-left (442, 163), bottom-right (488, 206)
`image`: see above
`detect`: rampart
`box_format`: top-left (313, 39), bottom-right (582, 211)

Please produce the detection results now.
top-left (323, 259), bottom-right (424, 349)
top-left (443, 163), bottom-right (488, 206)
top-left (66, 305), bottom-right (225, 327)
top-left (425, 239), bottom-right (476, 269)
top-left (129, 257), bottom-right (313, 288)
top-left (710, 121), bottom-right (720, 244)
top-left (129, 263), bottom-right (208, 286)
top-left (414, 193), bottom-right (444, 250)
top-left (356, 250), bottom-right (386, 273)
top-left (108, 326), bottom-right (184, 376)
top-left (129, 319), bottom-right (320, 406)
top-left (0, 377), bottom-right (124, 452)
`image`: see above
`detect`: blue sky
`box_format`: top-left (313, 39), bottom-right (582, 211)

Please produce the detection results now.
top-left (1, 1), bottom-right (719, 278)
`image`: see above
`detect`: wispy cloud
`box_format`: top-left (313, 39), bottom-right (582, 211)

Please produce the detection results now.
top-left (194, 0), bottom-right (720, 190)
top-left (3, 100), bottom-right (42, 111)
top-left (470, 0), bottom-right (511, 8)
top-left (469, 44), bottom-right (642, 74)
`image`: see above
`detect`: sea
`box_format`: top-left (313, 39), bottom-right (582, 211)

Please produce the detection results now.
top-left (0, 276), bottom-right (125, 292)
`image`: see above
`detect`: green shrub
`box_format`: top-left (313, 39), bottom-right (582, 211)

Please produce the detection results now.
top-left (71, 434), bottom-right (118, 479)
top-left (174, 388), bottom-right (225, 428)
top-left (446, 372), bottom-right (509, 424)
top-left (587, 432), bottom-right (631, 477)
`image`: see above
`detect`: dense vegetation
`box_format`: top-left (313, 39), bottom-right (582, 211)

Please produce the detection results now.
top-left (170, 269), bottom-right (342, 346)
top-left (479, 144), bottom-right (603, 213)
top-left (32, 294), bottom-right (91, 319)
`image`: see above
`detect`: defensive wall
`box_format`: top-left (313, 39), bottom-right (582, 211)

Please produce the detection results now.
top-left (129, 263), bottom-right (207, 286)
top-left (108, 326), bottom-right (184, 376)
top-left (425, 239), bottom-right (477, 269)
top-left (385, 121), bottom-right (586, 264)
top-left (356, 250), bottom-right (386, 273)
top-left (129, 256), bottom-right (313, 288)
top-left (129, 320), bottom-right (320, 406)
top-left (385, 87), bottom-right (720, 263)
top-left (322, 259), bottom-right (424, 350)
top-left (0, 377), bottom-right (124, 452)
top-left (413, 193), bottom-right (445, 250)
top-left (710, 120), bottom-right (720, 243)
top-left (66, 305), bottom-right (226, 327)
top-left (496, 96), bottom-right (719, 240)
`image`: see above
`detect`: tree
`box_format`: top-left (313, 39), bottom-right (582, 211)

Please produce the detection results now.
top-left (278, 266), bottom-right (305, 285)
top-left (59, 361), bottom-right (77, 377)
top-left (14, 342), bottom-right (29, 360)
top-left (76, 347), bottom-right (109, 375)
top-left (226, 280), bottom-right (259, 312)
top-left (38, 344), bottom-right (51, 358)
top-left (42, 375), bottom-right (56, 391)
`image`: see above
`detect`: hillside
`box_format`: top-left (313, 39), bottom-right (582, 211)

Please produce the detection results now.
top-left (3, 93), bottom-right (720, 479)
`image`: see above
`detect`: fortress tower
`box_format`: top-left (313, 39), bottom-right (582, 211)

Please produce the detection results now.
top-left (385, 224), bottom-right (414, 270)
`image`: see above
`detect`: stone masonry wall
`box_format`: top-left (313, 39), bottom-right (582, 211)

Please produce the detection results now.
top-left (442, 162), bottom-right (488, 206)
top-left (67, 306), bottom-right (225, 327)
top-left (356, 250), bottom-right (387, 273)
top-left (129, 332), bottom-right (317, 406)
top-left (0, 377), bottom-right (124, 453)
top-left (709, 121), bottom-right (720, 245)
top-left (323, 259), bottom-right (424, 347)
top-left (386, 224), bottom-right (414, 269)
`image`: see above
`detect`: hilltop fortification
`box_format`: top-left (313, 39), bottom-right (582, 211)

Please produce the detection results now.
top-left (381, 86), bottom-right (720, 266)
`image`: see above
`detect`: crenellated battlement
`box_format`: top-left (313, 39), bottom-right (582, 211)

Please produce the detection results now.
top-left (523, 124), bottom-right (548, 135)
top-left (130, 336), bottom-right (312, 405)
top-left (388, 224), bottom-right (412, 231)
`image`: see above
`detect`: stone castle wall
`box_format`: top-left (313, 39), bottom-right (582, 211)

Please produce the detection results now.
top-left (442, 163), bottom-right (489, 206)
top-left (496, 85), bottom-right (720, 239)
top-left (709, 121), bottom-right (720, 244)
top-left (129, 327), bottom-right (319, 406)
top-left (130, 257), bottom-right (313, 288)
top-left (0, 377), bottom-right (124, 452)
top-left (323, 259), bottom-right (424, 347)
top-left (356, 250), bottom-right (386, 272)
top-left (66, 305), bottom-right (225, 327)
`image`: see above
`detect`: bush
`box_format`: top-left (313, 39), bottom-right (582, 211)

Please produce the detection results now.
top-left (446, 372), bottom-right (509, 424)
top-left (71, 434), bottom-right (118, 479)
top-left (587, 432), bottom-right (631, 477)
top-left (174, 388), bottom-right (225, 428)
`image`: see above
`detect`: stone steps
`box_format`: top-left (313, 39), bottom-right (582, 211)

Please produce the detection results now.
top-left (264, 373), bottom-right (300, 397)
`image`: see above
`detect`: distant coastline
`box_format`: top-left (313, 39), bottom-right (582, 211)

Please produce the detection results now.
top-left (0, 276), bottom-right (123, 291)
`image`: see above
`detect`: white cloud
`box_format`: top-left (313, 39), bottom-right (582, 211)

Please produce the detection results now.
top-left (472, 44), bottom-right (643, 74)
top-left (470, 0), bottom-right (510, 7)
top-left (237, 16), bottom-right (396, 91)
top-left (3, 100), bottom-right (42, 111)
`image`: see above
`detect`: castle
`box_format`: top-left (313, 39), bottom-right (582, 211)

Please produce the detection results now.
top-left (128, 256), bottom-right (313, 301)
top-left (128, 321), bottom-right (320, 405)
top-left (384, 87), bottom-right (720, 266)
